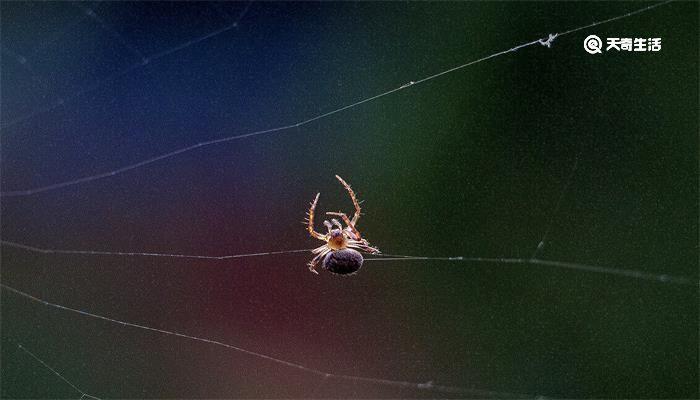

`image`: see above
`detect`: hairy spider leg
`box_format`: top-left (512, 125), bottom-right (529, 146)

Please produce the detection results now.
top-left (306, 193), bottom-right (325, 240)
top-left (330, 218), bottom-right (343, 230)
top-left (308, 244), bottom-right (332, 274)
top-left (335, 175), bottom-right (362, 225)
top-left (326, 211), bottom-right (362, 240)
top-left (327, 211), bottom-right (380, 254)
top-left (347, 239), bottom-right (380, 255)
top-left (323, 220), bottom-right (333, 234)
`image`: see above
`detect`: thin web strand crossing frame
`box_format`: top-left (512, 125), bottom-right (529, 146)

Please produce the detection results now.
top-left (1, 284), bottom-right (529, 398)
top-left (2, 240), bottom-right (695, 286)
top-left (0, 1), bottom-right (673, 197)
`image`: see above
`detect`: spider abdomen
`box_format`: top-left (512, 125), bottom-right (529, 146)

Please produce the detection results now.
top-left (323, 248), bottom-right (363, 275)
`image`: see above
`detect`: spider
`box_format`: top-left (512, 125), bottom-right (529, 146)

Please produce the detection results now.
top-left (305, 175), bottom-right (380, 275)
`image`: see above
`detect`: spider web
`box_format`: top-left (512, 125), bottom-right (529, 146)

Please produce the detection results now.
top-left (1, 2), bottom-right (698, 398)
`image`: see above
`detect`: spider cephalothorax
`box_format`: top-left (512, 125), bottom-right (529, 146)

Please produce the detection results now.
top-left (305, 175), bottom-right (380, 275)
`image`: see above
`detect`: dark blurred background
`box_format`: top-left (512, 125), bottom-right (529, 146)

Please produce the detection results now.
top-left (1, 2), bottom-right (697, 398)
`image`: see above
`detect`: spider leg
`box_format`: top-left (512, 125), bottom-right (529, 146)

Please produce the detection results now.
top-left (348, 239), bottom-right (380, 255)
top-left (327, 211), bottom-right (362, 240)
top-left (323, 220), bottom-right (333, 234)
top-left (330, 218), bottom-right (343, 230)
top-left (308, 245), bottom-right (331, 274)
top-left (335, 175), bottom-right (362, 225)
top-left (306, 193), bottom-right (326, 241)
